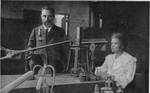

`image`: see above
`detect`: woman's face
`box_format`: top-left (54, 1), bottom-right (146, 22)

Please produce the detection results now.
top-left (111, 38), bottom-right (123, 53)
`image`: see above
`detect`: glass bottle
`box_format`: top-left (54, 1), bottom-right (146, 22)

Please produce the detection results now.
top-left (116, 86), bottom-right (124, 93)
top-left (105, 76), bottom-right (113, 88)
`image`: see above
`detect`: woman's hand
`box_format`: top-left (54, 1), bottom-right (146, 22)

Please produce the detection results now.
top-left (95, 67), bottom-right (109, 80)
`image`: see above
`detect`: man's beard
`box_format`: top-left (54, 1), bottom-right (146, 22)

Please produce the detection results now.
top-left (44, 21), bottom-right (52, 27)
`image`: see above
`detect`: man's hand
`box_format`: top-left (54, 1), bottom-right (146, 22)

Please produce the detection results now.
top-left (6, 49), bottom-right (19, 58)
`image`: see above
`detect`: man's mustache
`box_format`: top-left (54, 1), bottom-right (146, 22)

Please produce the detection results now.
top-left (43, 21), bottom-right (52, 27)
top-left (44, 21), bottom-right (52, 25)
top-left (44, 21), bottom-right (51, 23)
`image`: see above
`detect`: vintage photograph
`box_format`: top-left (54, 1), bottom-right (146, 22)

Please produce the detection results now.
top-left (0, 1), bottom-right (149, 93)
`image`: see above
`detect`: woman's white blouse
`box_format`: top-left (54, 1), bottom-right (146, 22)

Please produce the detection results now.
top-left (95, 52), bottom-right (137, 88)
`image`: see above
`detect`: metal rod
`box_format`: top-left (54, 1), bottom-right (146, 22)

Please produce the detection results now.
top-left (0, 40), bottom-right (72, 61)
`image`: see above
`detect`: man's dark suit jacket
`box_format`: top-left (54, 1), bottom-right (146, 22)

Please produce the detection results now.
top-left (27, 24), bottom-right (67, 72)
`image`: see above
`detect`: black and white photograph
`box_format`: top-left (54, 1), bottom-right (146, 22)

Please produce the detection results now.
top-left (0, 0), bottom-right (149, 93)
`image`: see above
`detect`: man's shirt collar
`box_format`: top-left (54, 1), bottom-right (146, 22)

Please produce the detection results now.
top-left (42, 25), bottom-right (52, 32)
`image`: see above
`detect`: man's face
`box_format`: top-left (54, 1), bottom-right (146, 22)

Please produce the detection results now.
top-left (41, 9), bottom-right (54, 27)
top-left (111, 38), bottom-right (123, 53)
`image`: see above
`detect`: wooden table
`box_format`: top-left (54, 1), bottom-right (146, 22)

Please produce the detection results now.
top-left (1, 74), bottom-right (105, 93)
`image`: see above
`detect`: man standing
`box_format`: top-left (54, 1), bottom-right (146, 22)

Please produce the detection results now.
top-left (26, 7), bottom-right (67, 73)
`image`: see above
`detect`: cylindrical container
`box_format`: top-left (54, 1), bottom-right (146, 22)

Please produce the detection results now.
top-left (2, 71), bottom-right (34, 93)
top-left (116, 87), bottom-right (124, 93)
top-left (76, 27), bottom-right (80, 45)
top-left (101, 87), bottom-right (114, 93)
top-left (94, 84), bottom-right (100, 93)
top-left (79, 72), bottom-right (86, 82)
top-left (105, 76), bottom-right (113, 87)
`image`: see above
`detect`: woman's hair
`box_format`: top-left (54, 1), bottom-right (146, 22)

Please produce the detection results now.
top-left (111, 32), bottom-right (128, 50)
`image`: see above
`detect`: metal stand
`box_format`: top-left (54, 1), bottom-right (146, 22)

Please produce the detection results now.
top-left (89, 43), bottom-right (96, 74)
top-left (66, 44), bottom-right (80, 73)
top-left (33, 64), bottom-right (55, 93)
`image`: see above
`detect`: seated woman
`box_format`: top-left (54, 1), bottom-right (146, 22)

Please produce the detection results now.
top-left (95, 33), bottom-right (137, 89)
